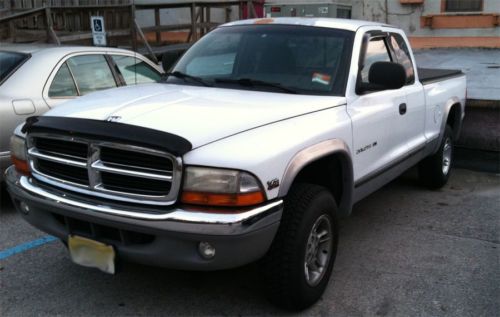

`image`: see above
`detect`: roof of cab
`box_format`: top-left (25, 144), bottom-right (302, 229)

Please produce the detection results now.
top-left (222, 17), bottom-right (393, 32)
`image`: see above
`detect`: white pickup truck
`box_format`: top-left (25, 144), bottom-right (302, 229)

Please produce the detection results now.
top-left (6, 18), bottom-right (466, 310)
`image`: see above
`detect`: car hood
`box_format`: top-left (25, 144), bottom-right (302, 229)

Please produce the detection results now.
top-left (45, 83), bottom-right (346, 148)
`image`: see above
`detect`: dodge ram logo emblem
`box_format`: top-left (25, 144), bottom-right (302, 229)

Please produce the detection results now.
top-left (106, 116), bottom-right (122, 122)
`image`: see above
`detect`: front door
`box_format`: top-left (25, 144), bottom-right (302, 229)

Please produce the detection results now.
top-left (347, 35), bottom-right (409, 184)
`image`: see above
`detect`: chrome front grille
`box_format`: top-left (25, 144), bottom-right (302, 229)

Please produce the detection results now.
top-left (27, 133), bottom-right (181, 206)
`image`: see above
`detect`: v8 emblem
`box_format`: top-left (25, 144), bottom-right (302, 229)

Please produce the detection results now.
top-left (267, 178), bottom-right (280, 190)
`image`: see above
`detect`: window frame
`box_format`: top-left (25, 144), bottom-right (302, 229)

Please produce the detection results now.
top-left (44, 52), bottom-right (118, 101)
top-left (47, 61), bottom-right (80, 98)
top-left (442, 0), bottom-right (483, 12)
top-left (386, 32), bottom-right (416, 86)
top-left (65, 54), bottom-right (119, 96)
top-left (108, 54), bottom-right (163, 85)
top-left (44, 52), bottom-right (162, 101)
top-left (355, 32), bottom-right (394, 95)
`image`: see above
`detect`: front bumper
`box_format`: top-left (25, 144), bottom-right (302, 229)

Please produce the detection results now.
top-left (6, 167), bottom-right (283, 270)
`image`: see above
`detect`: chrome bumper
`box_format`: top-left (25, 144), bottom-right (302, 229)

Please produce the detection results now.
top-left (7, 167), bottom-right (283, 270)
top-left (6, 167), bottom-right (283, 236)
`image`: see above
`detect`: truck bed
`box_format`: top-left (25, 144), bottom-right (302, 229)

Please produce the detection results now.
top-left (418, 68), bottom-right (464, 85)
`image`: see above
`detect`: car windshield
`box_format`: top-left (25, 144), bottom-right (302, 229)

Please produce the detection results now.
top-left (167, 24), bottom-right (354, 96)
top-left (0, 51), bottom-right (30, 85)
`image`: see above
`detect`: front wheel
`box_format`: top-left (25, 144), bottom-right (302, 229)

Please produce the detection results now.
top-left (261, 183), bottom-right (338, 310)
top-left (418, 125), bottom-right (454, 189)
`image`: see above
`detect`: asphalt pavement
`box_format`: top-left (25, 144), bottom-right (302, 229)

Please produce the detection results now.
top-left (0, 168), bottom-right (499, 316)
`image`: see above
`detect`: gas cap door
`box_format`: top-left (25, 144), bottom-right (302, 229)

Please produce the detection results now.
top-left (12, 99), bottom-right (36, 115)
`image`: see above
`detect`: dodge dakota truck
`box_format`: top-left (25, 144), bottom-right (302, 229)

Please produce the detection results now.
top-left (6, 18), bottom-right (466, 310)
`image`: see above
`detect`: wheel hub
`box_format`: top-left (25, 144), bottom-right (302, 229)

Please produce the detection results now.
top-left (442, 137), bottom-right (452, 175)
top-left (304, 214), bottom-right (333, 286)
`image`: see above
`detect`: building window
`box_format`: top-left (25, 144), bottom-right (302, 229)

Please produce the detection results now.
top-left (444, 0), bottom-right (482, 12)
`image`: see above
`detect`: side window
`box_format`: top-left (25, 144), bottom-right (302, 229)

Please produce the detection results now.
top-left (66, 55), bottom-right (117, 95)
top-left (111, 55), bottom-right (161, 85)
top-left (360, 37), bottom-right (392, 84)
top-left (389, 33), bottom-right (415, 84)
top-left (48, 62), bottom-right (78, 98)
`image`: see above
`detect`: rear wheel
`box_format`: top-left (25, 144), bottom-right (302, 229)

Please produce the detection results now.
top-left (419, 125), bottom-right (454, 189)
top-left (262, 183), bottom-right (338, 310)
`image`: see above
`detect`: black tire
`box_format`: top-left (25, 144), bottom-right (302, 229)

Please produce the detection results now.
top-left (261, 183), bottom-right (338, 310)
top-left (418, 125), bottom-right (454, 189)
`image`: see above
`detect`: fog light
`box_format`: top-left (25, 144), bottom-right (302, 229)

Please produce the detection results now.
top-left (20, 201), bottom-right (30, 215)
top-left (198, 241), bottom-right (215, 259)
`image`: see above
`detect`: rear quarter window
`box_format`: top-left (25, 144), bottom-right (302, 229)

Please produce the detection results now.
top-left (0, 51), bottom-right (30, 85)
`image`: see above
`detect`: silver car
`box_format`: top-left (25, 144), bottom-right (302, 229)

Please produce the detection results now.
top-left (0, 45), bottom-right (163, 182)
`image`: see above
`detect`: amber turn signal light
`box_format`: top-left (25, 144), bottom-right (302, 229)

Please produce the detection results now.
top-left (181, 191), bottom-right (265, 207)
top-left (11, 156), bottom-right (30, 176)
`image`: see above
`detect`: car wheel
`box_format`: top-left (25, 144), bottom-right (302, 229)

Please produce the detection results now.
top-left (262, 183), bottom-right (338, 310)
top-left (419, 125), bottom-right (454, 189)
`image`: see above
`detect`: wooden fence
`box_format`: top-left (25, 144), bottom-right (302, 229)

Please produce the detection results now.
top-left (0, 1), bottom-right (261, 61)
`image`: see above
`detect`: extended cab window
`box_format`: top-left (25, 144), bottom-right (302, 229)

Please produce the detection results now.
top-left (111, 55), bottom-right (161, 85)
top-left (66, 55), bottom-right (117, 95)
top-left (169, 25), bottom-right (354, 96)
top-left (389, 34), bottom-right (415, 84)
top-left (48, 62), bottom-right (78, 97)
top-left (360, 38), bottom-right (392, 84)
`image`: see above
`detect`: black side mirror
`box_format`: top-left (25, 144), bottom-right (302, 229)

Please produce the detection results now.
top-left (368, 61), bottom-right (407, 90)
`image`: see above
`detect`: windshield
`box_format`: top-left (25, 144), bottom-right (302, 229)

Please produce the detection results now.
top-left (0, 51), bottom-right (30, 85)
top-left (167, 25), bottom-right (354, 95)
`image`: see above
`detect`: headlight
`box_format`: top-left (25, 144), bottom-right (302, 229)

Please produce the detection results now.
top-left (10, 135), bottom-right (27, 161)
top-left (10, 135), bottom-right (30, 175)
top-left (181, 167), bottom-right (265, 207)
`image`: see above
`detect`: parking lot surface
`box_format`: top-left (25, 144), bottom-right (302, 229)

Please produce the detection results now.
top-left (1, 168), bottom-right (499, 316)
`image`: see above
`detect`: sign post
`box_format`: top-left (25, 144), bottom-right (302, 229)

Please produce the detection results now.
top-left (91, 16), bottom-right (107, 46)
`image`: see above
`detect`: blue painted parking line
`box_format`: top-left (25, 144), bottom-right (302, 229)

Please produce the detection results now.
top-left (0, 236), bottom-right (58, 260)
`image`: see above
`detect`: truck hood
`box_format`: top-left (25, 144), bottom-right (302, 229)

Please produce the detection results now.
top-left (45, 83), bottom-right (346, 148)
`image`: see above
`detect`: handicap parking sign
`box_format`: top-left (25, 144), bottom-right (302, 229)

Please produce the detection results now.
top-left (91, 16), bottom-right (106, 46)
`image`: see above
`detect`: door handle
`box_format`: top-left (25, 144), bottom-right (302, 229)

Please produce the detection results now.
top-left (399, 103), bottom-right (407, 115)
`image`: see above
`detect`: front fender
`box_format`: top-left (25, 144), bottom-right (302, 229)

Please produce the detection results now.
top-left (278, 139), bottom-right (354, 217)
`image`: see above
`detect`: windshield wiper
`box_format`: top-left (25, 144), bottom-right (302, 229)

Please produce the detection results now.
top-left (163, 71), bottom-right (213, 87)
top-left (214, 78), bottom-right (297, 94)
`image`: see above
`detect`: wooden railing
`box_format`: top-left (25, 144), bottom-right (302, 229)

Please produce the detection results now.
top-left (0, 1), bottom-right (262, 61)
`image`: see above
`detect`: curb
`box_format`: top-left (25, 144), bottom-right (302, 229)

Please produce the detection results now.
top-left (466, 99), bottom-right (500, 110)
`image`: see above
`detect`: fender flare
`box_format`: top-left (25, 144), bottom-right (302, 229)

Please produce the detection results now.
top-left (434, 96), bottom-right (463, 153)
top-left (278, 139), bottom-right (354, 217)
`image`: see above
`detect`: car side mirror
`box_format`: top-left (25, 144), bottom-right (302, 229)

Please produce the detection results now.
top-left (368, 61), bottom-right (407, 90)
